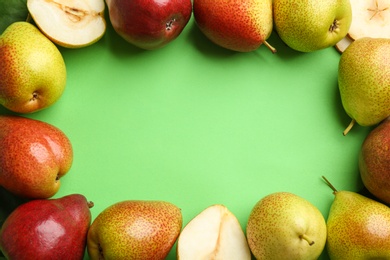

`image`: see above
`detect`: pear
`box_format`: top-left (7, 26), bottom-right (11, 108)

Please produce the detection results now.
top-left (246, 192), bottom-right (327, 260)
top-left (359, 118), bottom-right (390, 205)
top-left (27, 0), bottom-right (106, 48)
top-left (273, 0), bottom-right (352, 52)
top-left (193, 0), bottom-right (276, 53)
top-left (87, 200), bottom-right (182, 259)
top-left (177, 204), bottom-right (251, 259)
top-left (0, 115), bottom-right (73, 199)
top-left (0, 22), bottom-right (66, 113)
top-left (338, 37), bottom-right (390, 135)
top-left (335, 0), bottom-right (390, 52)
top-left (0, 194), bottom-right (93, 260)
top-left (323, 176), bottom-right (390, 259)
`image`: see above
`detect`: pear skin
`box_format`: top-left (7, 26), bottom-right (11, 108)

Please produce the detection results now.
top-left (273, 0), bottom-right (352, 52)
top-left (360, 118), bottom-right (390, 205)
top-left (0, 194), bottom-right (93, 260)
top-left (323, 176), bottom-right (390, 259)
top-left (87, 200), bottom-right (182, 259)
top-left (0, 115), bottom-right (73, 199)
top-left (0, 21), bottom-right (66, 113)
top-left (193, 0), bottom-right (275, 52)
top-left (339, 37), bottom-right (390, 135)
top-left (246, 192), bottom-right (327, 260)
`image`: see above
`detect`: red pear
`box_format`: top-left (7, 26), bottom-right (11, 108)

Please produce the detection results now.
top-left (0, 194), bottom-right (93, 260)
top-left (106, 0), bottom-right (192, 50)
top-left (0, 115), bottom-right (73, 199)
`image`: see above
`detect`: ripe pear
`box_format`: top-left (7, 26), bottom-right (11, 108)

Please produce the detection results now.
top-left (323, 176), bottom-right (390, 259)
top-left (177, 204), bottom-right (251, 259)
top-left (246, 192), bottom-right (327, 260)
top-left (0, 115), bottom-right (73, 199)
top-left (338, 37), bottom-right (390, 135)
top-left (87, 200), bottom-right (182, 259)
top-left (193, 0), bottom-right (276, 53)
top-left (359, 118), bottom-right (390, 204)
top-left (273, 0), bottom-right (352, 52)
top-left (0, 194), bottom-right (93, 260)
top-left (0, 21), bottom-right (66, 113)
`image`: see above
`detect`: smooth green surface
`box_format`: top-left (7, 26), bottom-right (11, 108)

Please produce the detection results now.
top-left (1, 16), bottom-right (373, 259)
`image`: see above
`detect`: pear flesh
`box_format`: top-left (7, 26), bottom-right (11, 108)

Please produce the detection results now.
top-left (176, 204), bottom-right (251, 259)
top-left (246, 192), bottom-right (327, 260)
top-left (338, 37), bottom-right (390, 135)
top-left (27, 0), bottom-right (106, 48)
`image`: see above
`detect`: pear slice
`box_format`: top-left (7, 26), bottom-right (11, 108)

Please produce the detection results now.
top-left (27, 0), bottom-right (106, 48)
top-left (177, 204), bottom-right (251, 260)
top-left (348, 0), bottom-right (390, 40)
top-left (335, 34), bottom-right (354, 53)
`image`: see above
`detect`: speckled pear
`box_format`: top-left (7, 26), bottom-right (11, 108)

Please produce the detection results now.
top-left (0, 22), bottom-right (66, 113)
top-left (193, 0), bottom-right (275, 52)
top-left (87, 200), bottom-right (182, 260)
top-left (323, 176), bottom-right (390, 259)
top-left (273, 0), bottom-right (352, 52)
top-left (246, 192), bottom-right (327, 260)
top-left (338, 37), bottom-right (390, 135)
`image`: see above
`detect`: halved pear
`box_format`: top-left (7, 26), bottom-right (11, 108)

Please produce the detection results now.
top-left (348, 0), bottom-right (390, 40)
top-left (335, 34), bottom-right (354, 53)
top-left (27, 0), bottom-right (106, 48)
top-left (177, 204), bottom-right (251, 260)
top-left (335, 0), bottom-right (390, 53)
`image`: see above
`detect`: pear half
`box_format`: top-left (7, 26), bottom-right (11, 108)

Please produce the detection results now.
top-left (335, 0), bottom-right (390, 52)
top-left (27, 0), bottom-right (106, 48)
top-left (177, 204), bottom-right (251, 260)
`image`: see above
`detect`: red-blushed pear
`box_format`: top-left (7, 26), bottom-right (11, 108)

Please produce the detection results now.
top-left (105, 0), bottom-right (192, 50)
top-left (193, 0), bottom-right (276, 53)
top-left (0, 22), bottom-right (66, 113)
top-left (27, 0), bottom-right (106, 48)
top-left (360, 118), bottom-right (390, 205)
top-left (87, 200), bottom-right (182, 259)
top-left (0, 194), bottom-right (93, 260)
top-left (0, 115), bottom-right (73, 199)
top-left (176, 204), bottom-right (251, 259)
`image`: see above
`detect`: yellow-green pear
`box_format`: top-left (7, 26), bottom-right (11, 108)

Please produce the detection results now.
top-left (338, 37), bottom-right (390, 135)
top-left (323, 176), bottom-right (390, 259)
top-left (87, 200), bottom-right (182, 260)
top-left (273, 0), bottom-right (352, 52)
top-left (246, 192), bottom-right (327, 260)
top-left (0, 22), bottom-right (66, 113)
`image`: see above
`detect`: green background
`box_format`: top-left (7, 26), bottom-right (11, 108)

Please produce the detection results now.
top-left (1, 11), bottom-right (374, 260)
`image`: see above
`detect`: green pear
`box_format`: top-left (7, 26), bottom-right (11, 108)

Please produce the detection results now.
top-left (246, 192), bottom-right (327, 260)
top-left (0, 194), bottom-right (93, 260)
top-left (323, 176), bottom-right (390, 259)
top-left (0, 115), bottom-right (73, 199)
top-left (359, 118), bottom-right (390, 205)
top-left (87, 200), bottom-right (182, 259)
top-left (338, 37), bottom-right (390, 135)
top-left (193, 0), bottom-right (276, 53)
top-left (273, 0), bottom-right (352, 52)
top-left (0, 21), bottom-right (66, 113)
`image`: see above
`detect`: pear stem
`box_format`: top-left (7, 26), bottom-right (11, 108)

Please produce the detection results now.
top-left (88, 201), bottom-right (94, 208)
top-left (300, 234), bottom-right (315, 246)
top-left (263, 41), bottom-right (277, 54)
top-left (26, 13), bottom-right (32, 23)
top-left (343, 119), bottom-right (356, 136)
top-left (322, 176), bottom-right (338, 194)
